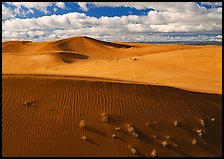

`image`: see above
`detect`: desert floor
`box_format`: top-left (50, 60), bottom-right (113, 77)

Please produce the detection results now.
top-left (2, 36), bottom-right (222, 157)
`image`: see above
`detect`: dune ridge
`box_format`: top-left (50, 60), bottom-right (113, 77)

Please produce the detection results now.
top-left (2, 36), bottom-right (222, 94)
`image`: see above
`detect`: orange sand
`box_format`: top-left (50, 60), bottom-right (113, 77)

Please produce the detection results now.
top-left (2, 36), bottom-right (222, 157)
top-left (2, 36), bottom-right (221, 94)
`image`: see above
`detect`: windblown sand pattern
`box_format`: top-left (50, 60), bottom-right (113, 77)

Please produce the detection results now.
top-left (2, 75), bottom-right (222, 157)
top-left (2, 36), bottom-right (222, 157)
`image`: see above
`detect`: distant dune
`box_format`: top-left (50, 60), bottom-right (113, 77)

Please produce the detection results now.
top-left (2, 36), bottom-right (222, 94)
top-left (2, 36), bottom-right (222, 157)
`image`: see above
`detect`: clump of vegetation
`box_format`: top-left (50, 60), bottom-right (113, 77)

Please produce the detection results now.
top-left (127, 125), bottom-right (135, 133)
top-left (101, 113), bottom-right (109, 122)
top-left (132, 132), bottom-right (139, 138)
top-left (153, 135), bottom-right (157, 139)
top-left (81, 136), bottom-right (88, 141)
top-left (199, 119), bottom-right (205, 127)
top-left (166, 136), bottom-right (170, 139)
top-left (150, 149), bottom-right (158, 157)
top-left (130, 57), bottom-right (138, 61)
top-left (79, 120), bottom-right (86, 128)
top-left (174, 120), bottom-right (178, 126)
top-left (127, 124), bottom-right (139, 138)
top-left (129, 145), bottom-right (138, 155)
top-left (192, 139), bottom-right (197, 145)
top-left (115, 127), bottom-right (121, 131)
top-left (196, 129), bottom-right (202, 133)
top-left (112, 134), bottom-right (116, 138)
top-left (174, 144), bottom-right (178, 147)
top-left (195, 129), bottom-right (204, 137)
top-left (161, 141), bottom-right (168, 147)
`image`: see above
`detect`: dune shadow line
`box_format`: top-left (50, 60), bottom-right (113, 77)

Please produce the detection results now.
top-left (85, 126), bottom-right (107, 137)
top-left (56, 52), bottom-right (89, 63)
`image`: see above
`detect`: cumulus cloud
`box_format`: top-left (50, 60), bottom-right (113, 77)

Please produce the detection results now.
top-left (200, 2), bottom-right (222, 7)
top-left (77, 2), bottom-right (220, 12)
top-left (5, 2), bottom-right (66, 14)
top-left (55, 2), bottom-right (65, 9)
top-left (2, 2), bottom-right (222, 42)
top-left (2, 4), bottom-right (15, 20)
top-left (77, 2), bottom-right (89, 11)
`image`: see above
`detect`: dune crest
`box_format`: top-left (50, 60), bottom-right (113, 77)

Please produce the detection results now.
top-left (2, 36), bottom-right (222, 94)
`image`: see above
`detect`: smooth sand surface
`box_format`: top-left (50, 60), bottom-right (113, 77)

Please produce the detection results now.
top-left (2, 36), bottom-right (222, 94)
top-left (2, 36), bottom-right (222, 157)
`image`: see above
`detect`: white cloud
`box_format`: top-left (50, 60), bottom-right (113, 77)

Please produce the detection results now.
top-left (55, 2), bottom-right (65, 9)
top-left (2, 2), bottom-right (222, 42)
top-left (77, 2), bottom-right (88, 11)
top-left (77, 2), bottom-right (202, 12)
top-left (5, 2), bottom-right (66, 14)
top-left (6, 2), bottom-right (52, 13)
top-left (200, 2), bottom-right (222, 7)
top-left (2, 4), bottom-right (15, 20)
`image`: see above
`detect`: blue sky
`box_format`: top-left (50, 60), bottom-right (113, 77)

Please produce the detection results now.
top-left (2, 2), bottom-right (222, 42)
top-left (2, 2), bottom-right (154, 18)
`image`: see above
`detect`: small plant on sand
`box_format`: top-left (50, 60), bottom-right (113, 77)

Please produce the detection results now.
top-left (115, 127), bottom-right (121, 131)
top-left (101, 113), bottom-right (109, 122)
top-left (196, 129), bottom-right (202, 133)
top-left (150, 149), bottom-right (157, 157)
top-left (195, 129), bottom-right (204, 137)
top-left (132, 58), bottom-right (138, 61)
top-left (132, 132), bottom-right (139, 138)
top-left (211, 118), bottom-right (215, 122)
top-left (174, 120), bottom-right (178, 126)
top-left (161, 141), bottom-right (168, 147)
top-left (174, 143), bottom-right (178, 147)
top-left (79, 120), bottom-right (86, 128)
top-left (198, 133), bottom-right (203, 137)
top-left (81, 135), bottom-right (88, 141)
top-left (127, 124), bottom-right (138, 138)
top-left (129, 145), bottom-right (137, 155)
top-left (112, 134), bottom-right (116, 138)
top-left (24, 100), bottom-right (35, 107)
top-left (127, 125), bottom-right (135, 133)
top-left (192, 139), bottom-right (197, 145)
top-left (166, 136), bottom-right (170, 139)
top-left (199, 119), bottom-right (205, 127)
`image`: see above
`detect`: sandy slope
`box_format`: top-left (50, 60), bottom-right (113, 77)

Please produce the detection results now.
top-left (2, 36), bottom-right (221, 94)
top-left (2, 75), bottom-right (222, 157)
top-left (2, 36), bottom-right (222, 157)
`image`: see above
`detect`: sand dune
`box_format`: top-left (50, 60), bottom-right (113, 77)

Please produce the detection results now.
top-left (2, 36), bottom-right (133, 59)
top-left (2, 36), bottom-right (222, 94)
top-left (2, 36), bottom-right (222, 157)
top-left (2, 75), bottom-right (222, 157)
